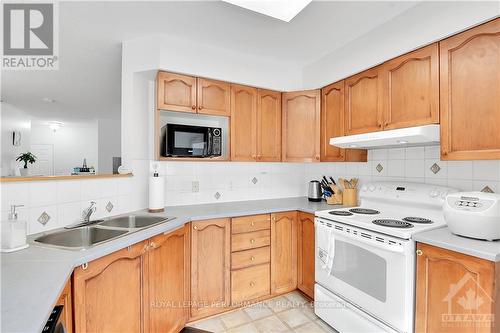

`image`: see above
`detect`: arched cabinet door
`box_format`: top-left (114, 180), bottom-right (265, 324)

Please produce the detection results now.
top-left (190, 218), bottom-right (231, 319)
top-left (271, 211), bottom-right (298, 294)
top-left (231, 84), bottom-right (258, 161)
top-left (321, 81), bottom-right (345, 161)
top-left (440, 18), bottom-right (500, 160)
top-left (257, 89), bottom-right (282, 162)
top-left (197, 78), bottom-right (231, 116)
top-left (157, 71), bottom-right (197, 113)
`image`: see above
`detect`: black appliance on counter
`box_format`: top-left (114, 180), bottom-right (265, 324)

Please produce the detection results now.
top-left (161, 123), bottom-right (222, 158)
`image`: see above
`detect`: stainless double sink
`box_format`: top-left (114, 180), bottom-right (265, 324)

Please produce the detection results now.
top-left (34, 215), bottom-right (175, 250)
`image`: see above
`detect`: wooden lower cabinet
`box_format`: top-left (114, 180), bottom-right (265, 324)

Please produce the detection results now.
top-left (271, 211), bottom-right (298, 294)
top-left (297, 212), bottom-right (315, 299)
top-left (73, 226), bottom-right (190, 333)
top-left (190, 218), bottom-right (231, 319)
top-left (56, 278), bottom-right (73, 333)
top-left (231, 264), bottom-right (271, 304)
top-left (73, 241), bottom-right (148, 333)
top-left (415, 243), bottom-right (499, 333)
top-left (145, 226), bottom-right (190, 333)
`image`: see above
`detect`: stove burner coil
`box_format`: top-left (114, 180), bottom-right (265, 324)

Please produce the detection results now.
top-left (328, 210), bottom-right (354, 216)
top-left (372, 219), bottom-right (413, 228)
top-left (349, 208), bottom-right (380, 215)
top-left (403, 217), bottom-right (433, 224)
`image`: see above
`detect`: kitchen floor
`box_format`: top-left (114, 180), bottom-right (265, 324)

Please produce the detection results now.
top-left (186, 291), bottom-right (338, 333)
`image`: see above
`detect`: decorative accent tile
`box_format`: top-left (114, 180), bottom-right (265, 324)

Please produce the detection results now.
top-left (252, 177), bottom-right (258, 184)
top-left (37, 211), bottom-right (51, 225)
top-left (105, 201), bottom-right (114, 212)
top-left (376, 163), bottom-right (384, 173)
top-left (214, 192), bottom-right (221, 200)
top-left (481, 186), bottom-right (494, 193)
top-left (430, 163), bottom-right (441, 174)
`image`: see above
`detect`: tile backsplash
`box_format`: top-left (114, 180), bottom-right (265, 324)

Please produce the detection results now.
top-left (2, 148), bottom-right (499, 235)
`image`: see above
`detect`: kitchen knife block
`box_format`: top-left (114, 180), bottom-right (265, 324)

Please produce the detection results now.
top-left (343, 188), bottom-right (358, 206)
top-left (326, 185), bottom-right (343, 205)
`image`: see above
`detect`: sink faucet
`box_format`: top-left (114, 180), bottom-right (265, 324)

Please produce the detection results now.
top-left (82, 201), bottom-right (97, 223)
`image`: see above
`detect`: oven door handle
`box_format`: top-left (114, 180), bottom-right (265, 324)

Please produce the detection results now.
top-left (331, 229), bottom-right (405, 254)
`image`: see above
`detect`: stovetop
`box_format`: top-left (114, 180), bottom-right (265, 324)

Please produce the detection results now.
top-left (315, 181), bottom-right (458, 240)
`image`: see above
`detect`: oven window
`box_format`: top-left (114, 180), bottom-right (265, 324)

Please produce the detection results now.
top-left (174, 132), bottom-right (206, 151)
top-left (332, 240), bottom-right (387, 302)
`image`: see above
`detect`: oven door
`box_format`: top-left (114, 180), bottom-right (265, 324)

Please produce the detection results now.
top-left (167, 124), bottom-right (208, 157)
top-left (315, 218), bottom-right (415, 333)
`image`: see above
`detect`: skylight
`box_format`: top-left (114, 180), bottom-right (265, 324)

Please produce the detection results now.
top-left (223, 0), bottom-right (312, 22)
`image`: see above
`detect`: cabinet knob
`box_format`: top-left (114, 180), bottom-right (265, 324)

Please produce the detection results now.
top-left (81, 262), bottom-right (88, 270)
top-left (416, 249), bottom-right (423, 256)
top-left (198, 106), bottom-right (203, 110)
top-left (250, 239), bottom-right (255, 244)
top-left (251, 256), bottom-right (255, 261)
top-left (315, 155), bottom-right (320, 160)
top-left (250, 221), bottom-right (255, 226)
top-left (257, 155), bottom-right (262, 160)
top-left (193, 225), bottom-right (198, 230)
top-left (250, 281), bottom-right (255, 287)
top-left (150, 242), bottom-right (156, 249)
top-left (191, 105), bottom-right (196, 110)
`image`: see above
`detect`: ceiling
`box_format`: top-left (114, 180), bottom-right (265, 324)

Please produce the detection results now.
top-left (1, 1), bottom-right (419, 121)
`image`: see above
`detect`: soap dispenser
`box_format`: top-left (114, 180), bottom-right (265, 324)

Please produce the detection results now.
top-left (1, 205), bottom-right (28, 252)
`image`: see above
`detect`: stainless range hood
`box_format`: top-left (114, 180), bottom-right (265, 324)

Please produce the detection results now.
top-left (330, 124), bottom-right (440, 149)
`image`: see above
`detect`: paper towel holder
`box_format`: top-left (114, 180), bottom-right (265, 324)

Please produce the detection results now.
top-left (148, 166), bottom-right (165, 213)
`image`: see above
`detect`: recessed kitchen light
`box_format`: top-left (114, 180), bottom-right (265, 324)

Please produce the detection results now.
top-left (48, 121), bottom-right (63, 132)
top-left (42, 97), bottom-right (55, 103)
top-left (222, 0), bottom-right (312, 22)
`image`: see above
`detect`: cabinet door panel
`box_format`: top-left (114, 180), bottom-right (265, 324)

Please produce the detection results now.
top-left (440, 18), bottom-right (500, 160)
top-left (190, 219), bottom-right (231, 319)
top-left (197, 78), bottom-right (231, 116)
top-left (282, 91), bottom-right (321, 162)
top-left (321, 81), bottom-right (345, 161)
top-left (231, 264), bottom-right (271, 304)
top-left (257, 89), bottom-right (282, 162)
top-left (231, 84), bottom-right (258, 161)
top-left (297, 212), bottom-right (315, 299)
top-left (344, 68), bottom-right (384, 135)
top-left (157, 72), bottom-right (197, 113)
top-left (384, 43), bottom-right (439, 129)
top-left (73, 241), bottom-right (148, 333)
top-left (271, 211), bottom-right (298, 294)
top-left (415, 243), bottom-right (495, 333)
top-left (146, 226), bottom-right (190, 333)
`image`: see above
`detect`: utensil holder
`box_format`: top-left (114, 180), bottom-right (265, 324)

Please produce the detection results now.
top-left (326, 185), bottom-right (343, 205)
top-left (343, 188), bottom-right (358, 206)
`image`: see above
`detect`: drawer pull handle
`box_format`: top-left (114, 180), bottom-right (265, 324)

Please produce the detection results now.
top-left (250, 221), bottom-right (255, 226)
top-left (251, 256), bottom-right (255, 261)
top-left (250, 239), bottom-right (255, 244)
top-left (250, 282), bottom-right (255, 287)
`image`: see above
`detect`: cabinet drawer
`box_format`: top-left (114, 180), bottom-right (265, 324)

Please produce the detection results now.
top-left (231, 264), bottom-right (270, 304)
top-left (232, 214), bottom-right (270, 234)
top-left (232, 230), bottom-right (270, 252)
top-left (231, 246), bottom-right (270, 270)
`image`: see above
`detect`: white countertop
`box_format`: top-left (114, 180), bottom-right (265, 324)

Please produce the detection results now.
top-left (413, 227), bottom-right (500, 262)
top-left (1, 197), bottom-right (333, 333)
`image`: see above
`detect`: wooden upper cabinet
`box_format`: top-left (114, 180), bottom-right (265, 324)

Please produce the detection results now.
top-left (297, 212), bottom-right (315, 299)
top-left (321, 81), bottom-right (345, 161)
top-left (257, 89), bottom-right (282, 162)
top-left (440, 18), bottom-right (500, 160)
top-left (271, 211), bottom-right (298, 294)
top-left (157, 72), bottom-right (197, 113)
top-left (73, 241), bottom-right (148, 333)
top-left (190, 218), bottom-right (231, 319)
top-left (415, 243), bottom-right (497, 333)
top-left (146, 226), bottom-right (190, 333)
top-left (231, 84), bottom-right (258, 161)
top-left (197, 78), bottom-right (231, 116)
top-left (282, 90), bottom-right (321, 162)
top-left (383, 43), bottom-right (439, 129)
top-left (344, 67), bottom-right (385, 135)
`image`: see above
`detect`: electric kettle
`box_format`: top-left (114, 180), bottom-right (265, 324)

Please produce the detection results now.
top-left (308, 180), bottom-right (323, 202)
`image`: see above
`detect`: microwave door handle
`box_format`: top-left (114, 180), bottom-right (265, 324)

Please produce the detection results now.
top-left (206, 131), bottom-right (212, 156)
top-left (331, 228), bottom-right (405, 254)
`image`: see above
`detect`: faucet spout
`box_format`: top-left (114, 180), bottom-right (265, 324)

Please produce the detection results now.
top-left (82, 201), bottom-right (97, 223)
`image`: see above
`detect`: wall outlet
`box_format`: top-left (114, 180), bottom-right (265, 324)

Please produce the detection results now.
top-left (192, 181), bottom-right (200, 193)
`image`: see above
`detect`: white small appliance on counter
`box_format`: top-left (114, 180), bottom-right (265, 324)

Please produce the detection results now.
top-left (444, 191), bottom-right (500, 241)
top-left (1, 205), bottom-right (28, 252)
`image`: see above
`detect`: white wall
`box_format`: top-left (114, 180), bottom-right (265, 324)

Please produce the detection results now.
top-left (302, 1), bottom-right (500, 88)
top-left (30, 119), bottom-right (99, 175)
top-left (98, 116), bottom-right (121, 174)
top-left (0, 103), bottom-right (31, 176)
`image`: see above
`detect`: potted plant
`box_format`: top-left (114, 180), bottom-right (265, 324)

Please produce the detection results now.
top-left (16, 152), bottom-right (36, 176)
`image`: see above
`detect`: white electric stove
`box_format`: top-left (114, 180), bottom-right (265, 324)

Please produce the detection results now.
top-left (314, 182), bottom-right (458, 333)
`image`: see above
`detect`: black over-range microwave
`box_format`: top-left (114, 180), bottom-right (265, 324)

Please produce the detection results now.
top-left (161, 123), bottom-right (222, 158)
